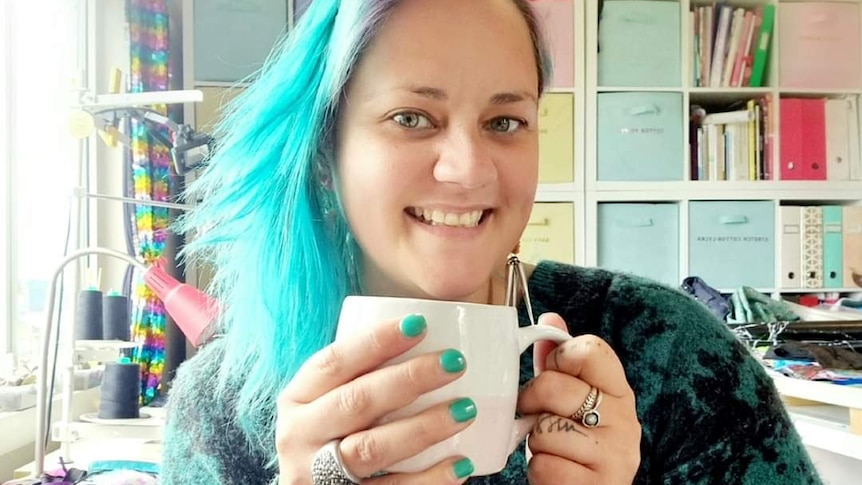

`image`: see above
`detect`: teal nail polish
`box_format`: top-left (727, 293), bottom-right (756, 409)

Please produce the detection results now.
top-left (449, 398), bottom-right (477, 423)
top-left (400, 314), bottom-right (426, 338)
top-left (440, 349), bottom-right (466, 373)
top-left (453, 458), bottom-right (474, 479)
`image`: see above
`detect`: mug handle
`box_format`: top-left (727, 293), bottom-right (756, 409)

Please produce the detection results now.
top-left (507, 325), bottom-right (572, 456)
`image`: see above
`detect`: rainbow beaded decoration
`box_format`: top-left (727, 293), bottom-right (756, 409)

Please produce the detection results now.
top-left (127, 0), bottom-right (171, 405)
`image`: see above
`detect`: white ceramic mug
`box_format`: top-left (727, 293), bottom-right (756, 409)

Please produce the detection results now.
top-left (336, 295), bottom-right (571, 476)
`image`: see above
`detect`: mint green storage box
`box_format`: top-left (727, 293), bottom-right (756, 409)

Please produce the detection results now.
top-left (688, 201), bottom-right (775, 289)
top-left (597, 92), bottom-right (685, 181)
top-left (598, 203), bottom-right (680, 286)
top-left (598, 0), bottom-right (681, 87)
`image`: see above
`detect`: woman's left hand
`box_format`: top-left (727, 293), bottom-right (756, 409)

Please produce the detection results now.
top-left (516, 313), bottom-right (642, 485)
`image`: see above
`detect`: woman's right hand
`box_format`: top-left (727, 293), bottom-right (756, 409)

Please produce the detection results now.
top-left (276, 314), bottom-right (477, 485)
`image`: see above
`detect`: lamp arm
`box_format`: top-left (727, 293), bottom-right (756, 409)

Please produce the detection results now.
top-left (33, 247), bottom-right (147, 477)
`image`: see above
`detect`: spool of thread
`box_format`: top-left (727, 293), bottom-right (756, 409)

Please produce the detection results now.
top-left (98, 358), bottom-right (141, 419)
top-left (103, 291), bottom-right (131, 341)
top-left (74, 288), bottom-right (103, 341)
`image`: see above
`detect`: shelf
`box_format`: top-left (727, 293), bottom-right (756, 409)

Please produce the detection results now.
top-left (771, 373), bottom-right (862, 413)
top-left (590, 181), bottom-right (862, 201)
top-left (779, 88), bottom-right (862, 97)
top-left (779, 288), bottom-right (862, 294)
top-left (546, 87), bottom-right (578, 94)
top-left (689, 88), bottom-right (774, 103)
top-left (596, 86), bottom-right (682, 92)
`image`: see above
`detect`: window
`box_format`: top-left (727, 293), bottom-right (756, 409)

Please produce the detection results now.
top-left (1, 0), bottom-right (11, 362)
top-left (2, 0), bottom-right (80, 372)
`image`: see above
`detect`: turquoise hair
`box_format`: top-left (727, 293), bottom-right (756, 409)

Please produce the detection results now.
top-left (176, 0), bottom-right (552, 467)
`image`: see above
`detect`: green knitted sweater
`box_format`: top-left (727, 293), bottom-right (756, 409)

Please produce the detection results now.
top-left (161, 261), bottom-right (822, 484)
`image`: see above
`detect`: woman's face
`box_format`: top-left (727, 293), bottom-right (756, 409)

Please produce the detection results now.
top-left (336, 0), bottom-right (540, 301)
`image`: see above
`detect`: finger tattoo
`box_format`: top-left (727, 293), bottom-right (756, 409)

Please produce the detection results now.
top-left (534, 414), bottom-right (587, 437)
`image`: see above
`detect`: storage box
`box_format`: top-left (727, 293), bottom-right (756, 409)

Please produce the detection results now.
top-left (531, 0), bottom-right (575, 88)
top-left (598, 203), bottom-right (679, 286)
top-left (519, 203), bottom-right (575, 264)
top-left (539, 93), bottom-right (574, 183)
top-left (598, 0), bottom-right (681, 87)
top-left (598, 92), bottom-right (685, 181)
top-left (779, 2), bottom-right (861, 90)
top-left (688, 201), bottom-right (775, 289)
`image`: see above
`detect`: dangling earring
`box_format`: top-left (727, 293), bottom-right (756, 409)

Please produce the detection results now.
top-left (505, 244), bottom-right (536, 325)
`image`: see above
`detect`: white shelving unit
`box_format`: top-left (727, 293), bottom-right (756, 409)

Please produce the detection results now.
top-left (526, 0), bottom-right (862, 302)
top-left (531, 0), bottom-right (862, 470)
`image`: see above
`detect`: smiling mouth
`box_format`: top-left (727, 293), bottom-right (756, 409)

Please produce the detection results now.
top-left (405, 207), bottom-right (493, 228)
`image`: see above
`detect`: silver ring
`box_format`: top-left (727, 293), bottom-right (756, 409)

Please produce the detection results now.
top-left (311, 439), bottom-right (363, 485)
top-left (569, 386), bottom-right (598, 422)
top-left (581, 390), bottom-right (603, 428)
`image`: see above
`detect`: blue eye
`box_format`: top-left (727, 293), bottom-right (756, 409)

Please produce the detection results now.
top-left (392, 111), bottom-right (433, 129)
top-left (489, 117), bottom-right (524, 133)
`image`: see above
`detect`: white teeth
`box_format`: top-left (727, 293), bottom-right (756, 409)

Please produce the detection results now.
top-left (409, 207), bottom-right (484, 228)
top-left (431, 210), bottom-right (445, 224)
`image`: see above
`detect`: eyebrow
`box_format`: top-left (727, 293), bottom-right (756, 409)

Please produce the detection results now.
top-left (403, 86), bottom-right (537, 105)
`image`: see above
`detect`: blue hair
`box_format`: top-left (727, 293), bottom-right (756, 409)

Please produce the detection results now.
top-left (177, 0), bottom-right (551, 467)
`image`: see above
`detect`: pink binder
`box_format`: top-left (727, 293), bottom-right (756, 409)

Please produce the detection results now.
top-left (531, 0), bottom-right (575, 88)
top-left (802, 98), bottom-right (827, 180)
top-left (780, 98), bottom-right (805, 180)
top-left (779, 3), bottom-right (861, 89)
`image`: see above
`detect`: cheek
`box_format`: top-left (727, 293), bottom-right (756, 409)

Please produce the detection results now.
top-left (502, 144), bottom-right (539, 201)
top-left (338, 144), bottom-right (417, 232)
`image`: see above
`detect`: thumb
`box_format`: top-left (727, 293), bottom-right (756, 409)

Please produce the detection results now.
top-left (532, 312), bottom-right (569, 375)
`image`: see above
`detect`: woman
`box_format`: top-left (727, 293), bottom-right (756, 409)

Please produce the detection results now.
top-left (162, 1), bottom-right (822, 484)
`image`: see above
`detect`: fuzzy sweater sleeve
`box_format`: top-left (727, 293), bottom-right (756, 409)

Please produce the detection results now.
top-left (160, 339), bottom-right (276, 485)
top-left (599, 272), bottom-right (822, 485)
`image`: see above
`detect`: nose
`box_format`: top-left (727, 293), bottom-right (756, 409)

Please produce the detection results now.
top-left (432, 126), bottom-right (498, 189)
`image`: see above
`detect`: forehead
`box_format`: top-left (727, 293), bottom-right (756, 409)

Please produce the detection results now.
top-left (347, 0), bottom-right (538, 98)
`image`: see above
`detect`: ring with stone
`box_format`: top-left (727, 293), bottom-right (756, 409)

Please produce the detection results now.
top-left (311, 439), bottom-right (363, 485)
top-left (581, 389), bottom-right (603, 428)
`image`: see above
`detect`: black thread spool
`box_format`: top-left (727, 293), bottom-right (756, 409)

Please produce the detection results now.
top-left (102, 291), bottom-right (131, 341)
top-left (74, 288), bottom-right (103, 341)
top-left (98, 359), bottom-right (141, 419)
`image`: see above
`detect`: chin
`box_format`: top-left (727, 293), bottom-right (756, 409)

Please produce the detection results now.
top-left (413, 269), bottom-right (492, 302)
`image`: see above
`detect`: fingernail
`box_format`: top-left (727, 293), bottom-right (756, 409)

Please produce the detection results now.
top-left (440, 349), bottom-right (466, 373)
top-left (449, 398), bottom-right (477, 423)
top-left (400, 314), bottom-right (426, 338)
top-left (453, 458), bottom-right (474, 479)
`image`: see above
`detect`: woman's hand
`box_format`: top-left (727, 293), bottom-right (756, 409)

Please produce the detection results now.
top-left (276, 314), bottom-right (476, 485)
top-left (517, 313), bottom-right (642, 485)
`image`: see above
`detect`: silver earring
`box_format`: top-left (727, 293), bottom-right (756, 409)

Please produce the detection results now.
top-left (505, 254), bottom-right (536, 325)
